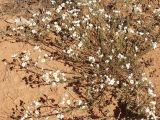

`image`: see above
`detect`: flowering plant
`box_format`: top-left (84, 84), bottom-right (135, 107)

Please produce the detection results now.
top-left (2, 0), bottom-right (160, 119)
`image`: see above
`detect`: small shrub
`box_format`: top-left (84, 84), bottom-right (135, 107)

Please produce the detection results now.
top-left (2, 0), bottom-right (160, 119)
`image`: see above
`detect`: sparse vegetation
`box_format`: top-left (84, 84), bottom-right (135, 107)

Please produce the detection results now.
top-left (0, 0), bottom-right (160, 120)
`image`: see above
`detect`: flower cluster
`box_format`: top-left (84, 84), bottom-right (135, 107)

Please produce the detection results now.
top-left (42, 70), bottom-right (66, 85)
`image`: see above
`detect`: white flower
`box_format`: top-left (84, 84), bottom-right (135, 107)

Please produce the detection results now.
top-left (108, 78), bottom-right (115, 85)
top-left (130, 79), bottom-right (134, 84)
top-left (96, 64), bottom-right (99, 68)
top-left (126, 63), bottom-right (130, 69)
top-left (35, 110), bottom-right (39, 115)
top-left (61, 3), bottom-right (65, 7)
top-left (134, 4), bottom-right (142, 13)
top-left (100, 84), bottom-right (104, 89)
top-left (20, 117), bottom-right (25, 120)
top-left (11, 54), bottom-right (17, 58)
top-left (139, 32), bottom-right (144, 36)
top-left (137, 20), bottom-right (141, 24)
top-left (148, 88), bottom-right (156, 97)
top-left (153, 8), bottom-right (160, 15)
top-left (33, 13), bottom-right (37, 17)
top-left (33, 101), bottom-right (41, 107)
top-left (42, 18), bottom-right (46, 22)
top-left (99, 9), bottom-right (104, 13)
top-left (88, 23), bottom-right (93, 28)
top-left (52, 70), bottom-right (66, 82)
top-left (88, 56), bottom-right (95, 63)
top-left (42, 17), bottom-right (51, 22)
top-left (72, 32), bottom-right (77, 38)
top-left (22, 53), bottom-right (30, 61)
top-left (77, 100), bottom-right (83, 105)
top-left (142, 76), bottom-right (147, 81)
top-left (57, 114), bottom-right (64, 119)
top-left (116, 81), bottom-right (120, 85)
top-left (128, 73), bottom-right (133, 79)
top-left (117, 53), bottom-right (126, 60)
top-left (28, 19), bottom-right (36, 26)
top-left (123, 83), bottom-right (127, 86)
top-left (66, 100), bottom-right (71, 105)
top-left (152, 42), bottom-right (157, 49)
top-left (135, 46), bottom-right (139, 52)
top-left (21, 62), bottom-right (27, 67)
top-left (54, 23), bottom-right (62, 33)
top-left (105, 60), bottom-right (109, 63)
top-left (62, 13), bottom-right (67, 20)
top-left (56, 5), bottom-right (62, 13)
top-left (42, 72), bottom-right (50, 83)
top-left (66, 48), bottom-right (73, 54)
top-left (150, 101), bottom-right (156, 105)
top-left (78, 41), bottom-right (83, 48)
top-left (51, 0), bottom-right (56, 5)
top-left (113, 10), bottom-right (120, 14)
top-left (22, 113), bottom-right (28, 119)
top-left (44, 54), bottom-right (48, 57)
top-left (145, 107), bottom-right (150, 113)
top-left (46, 11), bottom-right (51, 15)
top-left (34, 46), bottom-right (40, 50)
top-left (53, 70), bottom-right (60, 82)
top-left (108, 55), bottom-right (113, 60)
top-left (99, 54), bottom-right (104, 58)
top-left (47, 24), bottom-right (50, 29)
top-left (32, 30), bottom-right (37, 34)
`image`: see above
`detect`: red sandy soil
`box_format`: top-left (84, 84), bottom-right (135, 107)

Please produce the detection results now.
top-left (0, 0), bottom-right (160, 119)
